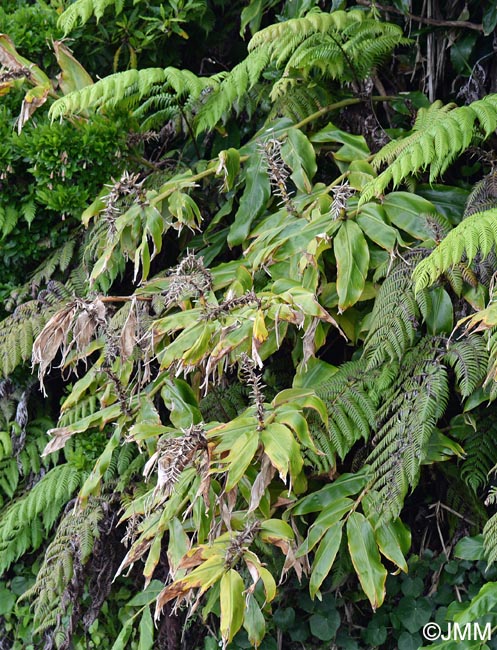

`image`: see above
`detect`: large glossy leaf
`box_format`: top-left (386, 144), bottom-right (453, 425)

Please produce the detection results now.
top-left (347, 512), bottom-right (387, 610)
top-left (334, 220), bottom-right (369, 312)
top-left (228, 151), bottom-right (271, 247)
top-left (382, 192), bottom-right (437, 240)
top-left (281, 128), bottom-right (317, 193)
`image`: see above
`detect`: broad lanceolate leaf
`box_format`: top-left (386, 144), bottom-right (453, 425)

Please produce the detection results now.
top-left (334, 220), bottom-right (369, 312)
top-left (309, 521), bottom-right (343, 599)
top-left (228, 150), bottom-right (271, 247)
top-left (260, 422), bottom-right (303, 482)
top-left (280, 128), bottom-right (317, 193)
top-left (347, 512), bottom-right (387, 610)
top-left (220, 569), bottom-right (245, 644)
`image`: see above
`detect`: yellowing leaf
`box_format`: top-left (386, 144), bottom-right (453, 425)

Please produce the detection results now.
top-left (220, 569), bottom-right (245, 644)
top-left (347, 512), bottom-right (387, 610)
top-left (309, 521), bottom-right (343, 599)
top-left (260, 423), bottom-right (302, 482)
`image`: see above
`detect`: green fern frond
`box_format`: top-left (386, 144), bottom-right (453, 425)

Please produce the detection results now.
top-left (49, 67), bottom-right (214, 120)
top-left (58, 0), bottom-right (124, 33)
top-left (367, 338), bottom-right (449, 522)
top-left (361, 95), bottom-right (497, 204)
top-left (0, 464), bottom-right (83, 573)
top-left (364, 251), bottom-right (426, 369)
top-left (413, 208), bottom-right (497, 291)
top-left (314, 359), bottom-right (378, 463)
top-left (196, 9), bottom-right (405, 133)
top-left (443, 336), bottom-right (488, 397)
top-left (269, 82), bottom-right (335, 122)
top-left (484, 512), bottom-right (497, 565)
top-left (22, 498), bottom-right (104, 637)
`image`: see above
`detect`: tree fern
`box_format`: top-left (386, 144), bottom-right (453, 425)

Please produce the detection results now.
top-left (412, 207), bottom-right (497, 292)
top-left (361, 95), bottom-right (497, 204)
top-left (0, 463), bottom-right (83, 573)
top-left (313, 359), bottom-right (378, 463)
top-left (366, 337), bottom-right (449, 522)
top-left (364, 251), bottom-right (426, 369)
top-left (49, 67), bottom-right (215, 120)
top-left (196, 9), bottom-right (406, 133)
top-left (21, 498), bottom-right (104, 639)
top-left (58, 0), bottom-right (124, 32)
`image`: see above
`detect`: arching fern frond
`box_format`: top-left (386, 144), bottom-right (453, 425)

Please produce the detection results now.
top-left (21, 498), bottom-right (104, 637)
top-left (195, 9), bottom-right (406, 133)
top-left (49, 67), bottom-right (215, 120)
top-left (361, 95), bottom-right (497, 204)
top-left (412, 208), bottom-right (497, 292)
top-left (366, 337), bottom-right (449, 523)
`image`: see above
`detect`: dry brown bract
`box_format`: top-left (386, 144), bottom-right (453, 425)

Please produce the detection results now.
top-left (32, 299), bottom-right (107, 394)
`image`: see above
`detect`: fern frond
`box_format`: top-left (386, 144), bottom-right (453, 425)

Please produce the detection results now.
top-left (0, 295), bottom-right (65, 376)
top-left (367, 338), bottom-right (448, 522)
top-left (443, 336), bottom-right (488, 397)
top-left (361, 95), bottom-right (497, 203)
top-left (314, 359), bottom-right (378, 463)
top-left (364, 251), bottom-right (426, 368)
top-left (484, 511), bottom-right (497, 565)
top-left (58, 0), bottom-right (124, 33)
top-left (0, 464), bottom-right (83, 573)
top-left (196, 9), bottom-right (405, 133)
top-left (49, 67), bottom-right (214, 120)
top-left (22, 498), bottom-right (104, 637)
top-left (413, 208), bottom-right (497, 291)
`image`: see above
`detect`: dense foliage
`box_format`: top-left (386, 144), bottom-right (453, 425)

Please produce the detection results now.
top-left (3, 1), bottom-right (497, 649)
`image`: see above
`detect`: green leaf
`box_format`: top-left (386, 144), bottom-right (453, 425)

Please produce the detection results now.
top-left (138, 606), bottom-right (154, 650)
top-left (53, 41), bottom-right (93, 95)
top-left (374, 519), bottom-right (411, 573)
top-left (309, 611), bottom-right (340, 641)
top-left (161, 379), bottom-right (202, 428)
top-left (483, 2), bottom-right (497, 35)
top-left (334, 220), bottom-right (370, 312)
top-left (292, 468), bottom-right (370, 515)
top-left (453, 582), bottom-right (497, 625)
top-left (382, 192), bottom-right (437, 240)
top-left (228, 151), bottom-right (271, 247)
top-left (220, 569), bottom-right (245, 644)
top-left (281, 128), bottom-right (317, 193)
top-left (309, 521), bottom-right (343, 598)
top-left (454, 535), bottom-right (485, 561)
top-left (311, 123), bottom-right (370, 161)
top-left (396, 596), bottom-right (432, 633)
top-left (260, 422), bottom-right (303, 481)
top-left (243, 594), bottom-right (266, 648)
top-left (216, 148), bottom-right (240, 191)
top-left (357, 203), bottom-right (398, 251)
top-left (347, 512), bottom-right (387, 610)
top-left (424, 287), bottom-right (453, 335)
top-left (0, 587), bottom-right (16, 616)
top-left (221, 429), bottom-right (259, 491)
